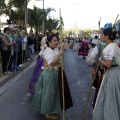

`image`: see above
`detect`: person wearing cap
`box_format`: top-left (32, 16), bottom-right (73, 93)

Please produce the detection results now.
top-left (91, 35), bottom-right (99, 45)
top-left (9, 28), bottom-right (22, 71)
top-left (45, 30), bottom-right (51, 39)
top-left (93, 25), bottom-right (120, 120)
top-left (86, 35), bottom-right (99, 63)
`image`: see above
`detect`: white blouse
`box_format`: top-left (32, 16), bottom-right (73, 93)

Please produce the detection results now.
top-left (90, 46), bottom-right (99, 59)
top-left (102, 43), bottom-right (116, 60)
top-left (43, 47), bottom-right (59, 65)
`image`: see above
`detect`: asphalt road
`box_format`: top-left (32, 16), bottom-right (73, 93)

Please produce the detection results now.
top-left (0, 49), bottom-right (95, 120)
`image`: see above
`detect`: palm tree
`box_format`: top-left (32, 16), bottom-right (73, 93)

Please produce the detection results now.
top-left (45, 18), bottom-right (59, 31)
top-left (0, 0), bottom-right (58, 32)
top-left (28, 6), bottom-right (56, 32)
top-left (8, 0), bottom-right (30, 19)
top-left (0, 0), bottom-right (26, 21)
top-left (28, 6), bottom-right (43, 31)
top-left (0, 0), bottom-right (11, 16)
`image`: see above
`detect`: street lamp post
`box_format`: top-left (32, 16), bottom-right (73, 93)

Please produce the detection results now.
top-left (25, 0), bottom-right (28, 25)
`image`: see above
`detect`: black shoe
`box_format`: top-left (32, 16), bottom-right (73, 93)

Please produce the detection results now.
top-left (83, 57), bottom-right (85, 59)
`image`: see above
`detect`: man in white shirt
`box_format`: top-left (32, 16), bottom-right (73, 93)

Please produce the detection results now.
top-left (91, 35), bottom-right (99, 46)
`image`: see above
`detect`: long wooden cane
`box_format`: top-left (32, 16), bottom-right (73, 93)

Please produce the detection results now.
top-left (0, 52), bottom-right (3, 76)
top-left (6, 53), bottom-right (12, 74)
top-left (81, 62), bottom-right (100, 120)
top-left (59, 8), bottom-right (65, 120)
top-left (22, 41), bottom-right (24, 73)
top-left (22, 41), bottom-right (27, 72)
top-left (81, 16), bottom-right (101, 120)
top-left (23, 50), bottom-right (26, 68)
top-left (14, 44), bottom-right (18, 76)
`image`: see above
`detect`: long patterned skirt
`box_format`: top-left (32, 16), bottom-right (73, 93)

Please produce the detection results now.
top-left (27, 57), bottom-right (43, 95)
top-left (93, 66), bottom-right (120, 120)
top-left (92, 66), bottom-right (106, 109)
top-left (64, 42), bottom-right (69, 49)
top-left (32, 68), bottom-right (73, 115)
top-left (73, 43), bottom-right (80, 51)
top-left (78, 43), bottom-right (89, 56)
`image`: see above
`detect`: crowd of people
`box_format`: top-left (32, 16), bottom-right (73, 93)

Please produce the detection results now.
top-left (1, 20), bottom-right (120, 120)
top-left (0, 23), bottom-right (43, 75)
top-left (0, 20), bottom-right (72, 119)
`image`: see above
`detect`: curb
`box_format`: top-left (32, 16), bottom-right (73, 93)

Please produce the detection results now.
top-left (0, 55), bottom-right (38, 87)
top-left (0, 58), bottom-right (37, 96)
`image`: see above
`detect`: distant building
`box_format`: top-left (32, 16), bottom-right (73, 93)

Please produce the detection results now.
top-left (0, 15), bottom-right (9, 31)
top-left (91, 30), bottom-right (101, 38)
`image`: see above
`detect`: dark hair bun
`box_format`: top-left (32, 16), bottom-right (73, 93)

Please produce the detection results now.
top-left (111, 30), bottom-right (117, 40)
top-left (103, 28), bottom-right (117, 41)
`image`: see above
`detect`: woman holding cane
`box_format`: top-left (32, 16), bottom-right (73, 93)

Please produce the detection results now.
top-left (32, 33), bottom-right (73, 119)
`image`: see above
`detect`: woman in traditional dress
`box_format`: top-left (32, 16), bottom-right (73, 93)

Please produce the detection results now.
top-left (27, 37), bottom-right (47, 95)
top-left (78, 36), bottom-right (89, 59)
top-left (63, 38), bottom-right (69, 50)
top-left (32, 34), bottom-right (73, 119)
top-left (93, 28), bottom-right (120, 120)
top-left (69, 38), bottom-right (74, 49)
top-left (73, 38), bottom-right (80, 51)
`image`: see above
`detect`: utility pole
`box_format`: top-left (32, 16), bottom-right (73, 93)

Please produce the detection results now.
top-left (25, 0), bottom-right (28, 25)
top-left (42, 0), bottom-right (44, 36)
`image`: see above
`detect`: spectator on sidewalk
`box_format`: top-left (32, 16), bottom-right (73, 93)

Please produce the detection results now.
top-left (21, 30), bottom-right (27, 64)
top-left (1, 27), bottom-right (16, 74)
top-left (10, 28), bottom-right (21, 70)
top-left (28, 29), bottom-right (35, 55)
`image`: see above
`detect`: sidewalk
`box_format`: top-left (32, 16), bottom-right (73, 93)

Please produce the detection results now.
top-left (0, 54), bottom-right (38, 87)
